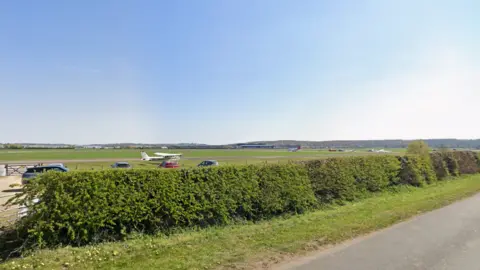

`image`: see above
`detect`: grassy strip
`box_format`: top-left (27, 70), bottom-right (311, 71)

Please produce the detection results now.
top-left (0, 148), bottom-right (405, 162)
top-left (2, 174), bottom-right (480, 270)
top-left (0, 149), bottom-right (337, 161)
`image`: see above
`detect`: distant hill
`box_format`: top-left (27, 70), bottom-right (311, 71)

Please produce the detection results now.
top-left (240, 139), bottom-right (480, 149)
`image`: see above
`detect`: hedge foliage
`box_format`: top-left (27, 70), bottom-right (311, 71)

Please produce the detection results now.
top-left (397, 155), bottom-right (437, 186)
top-left (476, 152), bottom-right (480, 172)
top-left (6, 151), bottom-right (480, 249)
top-left (451, 151), bottom-right (479, 174)
top-left (9, 164), bottom-right (315, 247)
top-left (302, 156), bottom-right (401, 203)
top-left (429, 151), bottom-right (479, 179)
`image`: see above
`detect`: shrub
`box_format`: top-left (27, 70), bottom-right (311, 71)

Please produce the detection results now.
top-left (303, 158), bottom-right (356, 203)
top-left (253, 164), bottom-right (316, 216)
top-left (429, 151), bottom-right (479, 178)
top-left (397, 156), bottom-right (437, 186)
top-left (476, 152), bottom-right (480, 172)
top-left (430, 152), bottom-right (450, 179)
top-left (9, 164), bottom-right (315, 248)
top-left (443, 152), bottom-right (460, 176)
top-left (451, 151), bottom-right (479, 174)
top-left (303, 156), bottom-right (401, 203)
top-left (350, 156), bottom-right (401, 192)
top-left (406, 140), bottom-right (430, 158)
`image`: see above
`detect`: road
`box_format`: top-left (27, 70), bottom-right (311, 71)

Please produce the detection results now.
top-left (279, 192), bottom-right (480, 270)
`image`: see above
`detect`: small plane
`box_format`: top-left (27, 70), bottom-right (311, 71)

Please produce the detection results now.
top-left (141, 151), bottom-right (182, 161)
top-left (288, 146), bottom-right (301, 152)
top-left (369, 149), bottom-right (392, 153)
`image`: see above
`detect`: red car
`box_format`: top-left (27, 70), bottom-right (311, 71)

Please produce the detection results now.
top-left (159, 161), bottom-right (180, 169)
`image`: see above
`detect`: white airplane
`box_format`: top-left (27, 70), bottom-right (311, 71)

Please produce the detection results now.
top-left (369, 149), bottom-right (392, 153)
top-left (141, 151), bottom-right (182, 161)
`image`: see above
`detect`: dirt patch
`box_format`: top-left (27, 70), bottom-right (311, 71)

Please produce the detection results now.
top-left (0, 176), bottom-right (22, 206)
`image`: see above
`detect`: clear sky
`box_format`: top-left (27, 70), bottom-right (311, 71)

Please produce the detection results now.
top-left (1, 0), bottom-right (479, 144)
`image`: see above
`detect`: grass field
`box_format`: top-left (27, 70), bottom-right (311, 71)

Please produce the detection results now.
top-left (61, 158), bottom-right (319, 170)
top-left (0, 148), bottom-right (406, 170)
top-left (2, 174), bottom-right (479, 270)
top-left (0, 148), bottom-right (405, 161)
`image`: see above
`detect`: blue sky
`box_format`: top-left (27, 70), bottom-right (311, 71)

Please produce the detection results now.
top-left (1, 0), bottom-right (479, 144)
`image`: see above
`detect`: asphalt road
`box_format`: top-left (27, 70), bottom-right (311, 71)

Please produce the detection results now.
top-left (280, 192), bottom-right (480, 270)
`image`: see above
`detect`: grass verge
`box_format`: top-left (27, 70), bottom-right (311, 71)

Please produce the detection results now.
top-left (2, 174), bottom-right (480, 270)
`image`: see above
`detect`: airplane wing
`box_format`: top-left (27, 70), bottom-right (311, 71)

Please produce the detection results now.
top-left (154, 152), bottom-right (182, 157)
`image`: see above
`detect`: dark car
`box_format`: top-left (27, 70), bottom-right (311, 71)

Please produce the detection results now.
top-left (21, 165), bottom-right (69, 185)
top-left (197, 160), bottom-right (219, 167)
top-left (111, 162), bottom-right (132, 169)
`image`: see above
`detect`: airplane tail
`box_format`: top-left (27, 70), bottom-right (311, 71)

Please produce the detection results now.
top-left (141, 151), bottom-right (150, 160)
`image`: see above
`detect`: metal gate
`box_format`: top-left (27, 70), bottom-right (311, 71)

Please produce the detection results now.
top-left (2, 164), bottom-right (43, 176)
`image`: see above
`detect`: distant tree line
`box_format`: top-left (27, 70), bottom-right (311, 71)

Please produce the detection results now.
top-left (247, 139), bottom-right (480, 149)
top-left (3, 144), bottom-right (23, 149)
top-left (1, 144), bottom-right (75, 149)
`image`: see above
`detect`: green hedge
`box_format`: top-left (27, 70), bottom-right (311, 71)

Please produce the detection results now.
top-left (429, 151), bottom-right (479, 179)
top-left (451, 151), bottom-right (479, 174)
top-left (430, 152), bottom-right (450, 179)
top-left (351, 156), bottom-right (401, 192)
top-left (476, 152), bottom-right (480, 172)
top-left (397, 155), bottom-right (437, 186)
top-left (302, 156), bottom-right (401, 203)
top-left (6, 151), bottom-right (479, 249)
top-left (10, 164), bottom-right (315, 247)
top-left (302, 158), bottom-right (357, 203)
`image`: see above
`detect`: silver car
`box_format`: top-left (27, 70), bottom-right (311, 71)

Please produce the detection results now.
top-left (21, 165), bottom-right (69, 185)
top-left (111, 162), bottom-right (132, 169)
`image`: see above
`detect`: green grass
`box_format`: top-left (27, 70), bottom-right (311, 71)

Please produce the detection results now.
top-left (63, 157), bottom-right (322, 170)
top-left (0, 148), bottom-right (404, 163)
top-left (63, 155), bottom-right (401, 170)
top-left (2, 174), bottom-right (479, 270)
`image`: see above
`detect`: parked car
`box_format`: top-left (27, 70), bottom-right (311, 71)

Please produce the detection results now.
top-left (159, 161), bottom-right (180, 169)
top-left (197, 160), bottom-right (219, 167)
top-left (18, 198), bottom-right (40, 218)
top-left (111, 162), bottom-right (132, 169)
top-left (48, 163), bottom-right (66, 168)
top-left (21, 165), bottom-right (69, 185)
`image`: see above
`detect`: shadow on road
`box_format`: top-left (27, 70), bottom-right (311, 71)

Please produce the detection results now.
top-left (1, 189), bottom-right (22, 193)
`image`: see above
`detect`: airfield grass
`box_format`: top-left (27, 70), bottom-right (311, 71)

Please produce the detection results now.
top-left (0, 148), bottom-right (405, 163)
top-left (66, 154), bottom-right (404, 170)
top-left (63, 158), bottom-right (320, 171)
top-left (0, 148), bottom-right (406, 171)
top-left (2, 174), bottom-right (480, 270)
